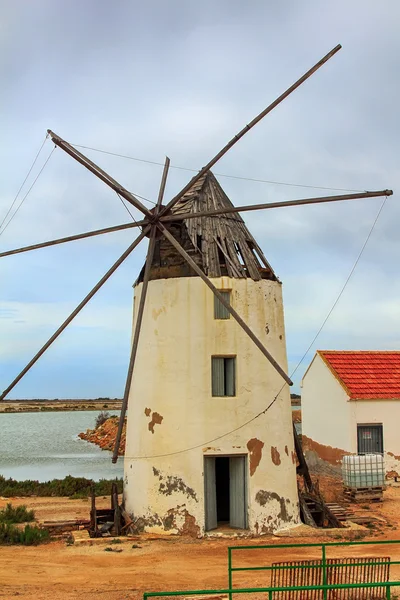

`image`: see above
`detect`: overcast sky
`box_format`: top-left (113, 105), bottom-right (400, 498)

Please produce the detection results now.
top-left (1, 0), bottom-right (399, 399)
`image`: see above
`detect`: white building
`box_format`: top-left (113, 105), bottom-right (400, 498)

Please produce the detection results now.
top-left (301, 351), bottom-right (400, 476)
top-left (123, 171), bottom-right (300, 536)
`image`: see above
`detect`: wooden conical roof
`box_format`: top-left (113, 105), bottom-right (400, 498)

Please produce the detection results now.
top-left (139, 171), bottom-right (277, 283)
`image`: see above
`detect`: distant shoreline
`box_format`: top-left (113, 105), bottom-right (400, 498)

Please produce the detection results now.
top-left (0, 399), bottom-right (122, 413)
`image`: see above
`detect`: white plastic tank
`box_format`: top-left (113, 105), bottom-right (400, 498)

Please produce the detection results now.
top-left (342, 454), bottom-right (385, 489)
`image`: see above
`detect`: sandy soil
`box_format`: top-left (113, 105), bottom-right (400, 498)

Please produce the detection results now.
top-left (1, 488), bottom-right (400, 600)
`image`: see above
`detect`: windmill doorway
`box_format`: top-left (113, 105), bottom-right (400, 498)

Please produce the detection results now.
top-left (204, 455), bottom-right (248, 531)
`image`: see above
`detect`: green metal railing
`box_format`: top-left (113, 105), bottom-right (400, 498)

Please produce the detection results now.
top-left (143, 539), bottom-right (400, 600)
top-left (228, 540), bottom-right (400, 600)
top-left (144, 580), bottom-right (400, 600)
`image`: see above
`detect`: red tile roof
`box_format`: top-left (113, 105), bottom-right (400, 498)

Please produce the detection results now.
top-left (318, 351), bottom-right (400, 400)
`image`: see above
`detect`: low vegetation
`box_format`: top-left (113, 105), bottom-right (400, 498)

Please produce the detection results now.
top-left (0, 523), bottom-right (49, 545)
top-left (0, 503), bottom-right (35, 524)
top-left (0, 503), bottom-right (48, 546)
top-left (0, 475), bottom-right (123, 499)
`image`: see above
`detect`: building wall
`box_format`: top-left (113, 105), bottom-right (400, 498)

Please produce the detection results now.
top-left (302, 355), bottom-right (400, 476)
top-left (123, 276), bottom-right (299, 536)
top-left (301, 354), bottom-right (353, 461)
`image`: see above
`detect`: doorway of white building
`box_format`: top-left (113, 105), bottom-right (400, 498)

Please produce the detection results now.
top-left (204, 455), bottom-right (248, 531)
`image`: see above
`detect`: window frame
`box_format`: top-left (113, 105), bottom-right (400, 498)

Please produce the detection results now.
top-left (357, 423), bottom-right (384, 455)
top-left (211, 355), bottom-right (236, 397)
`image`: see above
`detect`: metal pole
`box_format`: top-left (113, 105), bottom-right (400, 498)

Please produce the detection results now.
top-left (159, 44), bottom-right (341, 217)
top-left (47, 130), bottom-right (153, 218)
top-left (157, 222), bottom-right (292, 386)
top-left (322, 544), bottom-right (327, 600)
top-left (0, 220), bottom-right (145, 258)
top-left (160, 190), bottom-right (393, 223)
top-left (112, 158), bottom-right (170, 462)
top-left (228, 548), bottom-right (233, 600)
top-left (0, 228), bottom-right (149, 400)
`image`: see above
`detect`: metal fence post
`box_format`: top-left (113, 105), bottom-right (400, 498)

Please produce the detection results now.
top-left (386, 584), bottom-right (391, 600)
top-left (322, 544), bottom-right (327, 600)
top-left (228, 548), bottom-right (232, 600)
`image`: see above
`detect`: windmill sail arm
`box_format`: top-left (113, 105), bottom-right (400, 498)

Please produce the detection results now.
top-left (47, 130), bottom-right (153, 219)
top-left (159, 44), bottom-right (342, 218)
top-left (160, 189), bottom-right (393, 223)
top-left (0, 228), bottom-right (148, 400)
top-left (112, 158), bottom-right (170, 462)
top-left (0, 221), bottom-right (145, 258)
top-left (112, 226), bottom-right (157, 462)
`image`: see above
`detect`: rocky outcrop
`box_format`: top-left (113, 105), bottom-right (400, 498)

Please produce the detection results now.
top-left (79, 416), bottom-right (126, 455)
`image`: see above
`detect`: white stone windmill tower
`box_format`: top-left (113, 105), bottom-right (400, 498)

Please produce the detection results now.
top-left (0, 44), bottom-right (392, 535)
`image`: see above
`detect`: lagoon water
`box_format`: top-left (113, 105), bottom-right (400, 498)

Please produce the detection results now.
top-left (0, 411), bottom-right (124, 482)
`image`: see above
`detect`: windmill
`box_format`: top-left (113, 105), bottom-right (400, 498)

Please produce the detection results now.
top-left (0, 44), bottom-right (392, 535)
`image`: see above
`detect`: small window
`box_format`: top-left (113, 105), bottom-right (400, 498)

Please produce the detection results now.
top-left (214, 291), bottom-right (231, 320)
top-left (212, 356), bottom-right (236, 396)
top-left (357, 424), bottom-right (383, 454)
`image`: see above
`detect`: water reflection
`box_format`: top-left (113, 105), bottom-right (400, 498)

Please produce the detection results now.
top-left (0, 410), bottom-right (123, 482)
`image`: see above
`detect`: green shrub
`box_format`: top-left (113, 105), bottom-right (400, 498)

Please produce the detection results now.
top-left (0, 475), bottom-right (123, 498)
top-left (0, 503), bottom-right (35, 524)
top-left (0, 523), bottom-right (49, 545)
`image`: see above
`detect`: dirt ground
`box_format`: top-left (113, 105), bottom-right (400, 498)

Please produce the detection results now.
top-left (1, 487), bottom-right (400, 600)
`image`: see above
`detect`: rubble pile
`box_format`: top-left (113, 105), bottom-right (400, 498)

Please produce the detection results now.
top-left (79, 416), bottom-right (126, 455)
